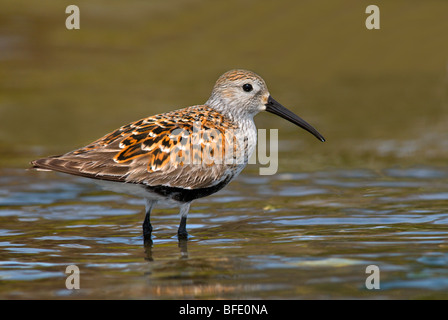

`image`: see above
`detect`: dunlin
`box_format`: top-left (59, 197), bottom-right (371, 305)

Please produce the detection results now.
top-left (31, 69), bottom-right (325, 242)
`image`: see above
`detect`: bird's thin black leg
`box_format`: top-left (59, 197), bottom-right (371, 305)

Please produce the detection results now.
top-left (143, 200), bottom-right (156, 245)
top-left (177, 202), bottom-right (191, 239)
top-left (178, 216), bottom-right (188, 238)
top-left (143, 212), bottom-right (152, 236)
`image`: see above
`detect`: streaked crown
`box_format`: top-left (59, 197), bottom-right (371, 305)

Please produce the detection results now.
top-left (206, 69), bottom-right (270, 119)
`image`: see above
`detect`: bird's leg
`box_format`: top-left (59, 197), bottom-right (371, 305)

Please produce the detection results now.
top-left (143, 199), bottom-right (156, 245)
top-left (178, 216), bottom-right (187, 238)
top-left (177, 202), bottom-right (191, 239)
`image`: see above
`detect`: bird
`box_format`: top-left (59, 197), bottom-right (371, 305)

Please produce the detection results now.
top-left (31, 69), bottom-right (325, 243)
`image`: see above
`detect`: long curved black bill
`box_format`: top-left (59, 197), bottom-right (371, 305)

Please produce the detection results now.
top-left (265, 96), bottom-right (325, 142)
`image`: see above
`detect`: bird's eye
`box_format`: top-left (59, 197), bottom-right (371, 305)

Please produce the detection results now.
top-left (242, 83), bottom-right (253, 92)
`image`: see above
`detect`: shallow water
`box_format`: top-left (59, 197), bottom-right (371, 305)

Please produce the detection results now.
top-left (1, 165), bottom-right (447, 299)
top-left (1, 0), bottom-right (448, 300)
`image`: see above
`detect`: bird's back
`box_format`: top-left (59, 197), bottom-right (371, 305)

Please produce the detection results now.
top-left (31, 105), bottom-right (252, 190)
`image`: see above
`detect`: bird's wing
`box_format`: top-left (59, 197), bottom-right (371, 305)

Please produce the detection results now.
top-left (31, 105), bottom-right (247, 189)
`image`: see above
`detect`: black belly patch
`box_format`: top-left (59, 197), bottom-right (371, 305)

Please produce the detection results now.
top-left (144, 177), bottom-right (232, 203)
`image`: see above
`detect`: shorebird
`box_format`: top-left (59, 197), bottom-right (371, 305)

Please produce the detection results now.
top-left (31, 69), bottom-right (325, 242)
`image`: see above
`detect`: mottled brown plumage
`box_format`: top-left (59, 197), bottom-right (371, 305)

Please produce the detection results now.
top-left (32, 105), bottom-right (242, 189)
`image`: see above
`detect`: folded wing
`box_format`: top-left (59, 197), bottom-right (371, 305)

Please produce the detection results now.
top-left (31, 105), bottom-right (245, 189)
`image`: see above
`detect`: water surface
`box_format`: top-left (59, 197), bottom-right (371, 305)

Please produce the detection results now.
top-left (1, 165), bottom-right (447, 299)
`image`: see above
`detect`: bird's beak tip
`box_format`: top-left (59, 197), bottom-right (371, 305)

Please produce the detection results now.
top-left (265, 96), bottom-right (325, 143)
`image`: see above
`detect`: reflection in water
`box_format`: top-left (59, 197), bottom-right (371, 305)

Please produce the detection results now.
top-left (143, 238), bottom-right (189, 261)
top-left (143, 240), bottom-right (154, 262)
top-left (178, 239), bottom-right (189, 260)
top-left (1, 167), bottom-right (448, 299)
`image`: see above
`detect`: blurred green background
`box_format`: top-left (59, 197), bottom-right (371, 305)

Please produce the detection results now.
top-left (1, 0), bottom-right (447, 170)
